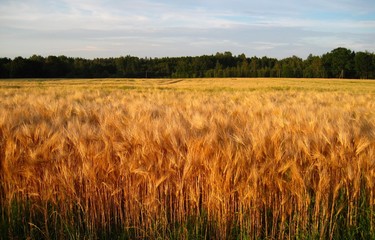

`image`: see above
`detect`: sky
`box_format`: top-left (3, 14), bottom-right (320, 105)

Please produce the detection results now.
top-left (1, 0), bottom-right (374, 59)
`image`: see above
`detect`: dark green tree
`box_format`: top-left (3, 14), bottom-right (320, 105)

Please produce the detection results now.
top-left (173, 58), bottom-right (191, 78)
top-left (44, 56), bottom-right (70, 77)
top-left (355, 51), bottom-right (373, 79)
top-left (1, 47), bottom-right (374, 79)
top-left (27, 55), bottom-right (45, 77)
top-left (214, 60), bottom-right (223, 78)
top-left (249, 57), bottom-right (258, 77)
top-left (10, 57), bottom-right (30, 78)
top-left (323, 47), bottom-right (355, 78)
top-left (303, 54), bottom-right (324, 78)
top-left (0, 58), bottom-right (11, 78)
top-left (280, 56), bottom-right (303, 78)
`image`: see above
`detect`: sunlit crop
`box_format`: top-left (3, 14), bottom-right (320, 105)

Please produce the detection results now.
top-left (1, 78), bottom-right (375, 239)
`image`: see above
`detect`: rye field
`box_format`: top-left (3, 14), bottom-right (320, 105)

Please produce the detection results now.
top-left (1, 78), bottom-right (375, 239)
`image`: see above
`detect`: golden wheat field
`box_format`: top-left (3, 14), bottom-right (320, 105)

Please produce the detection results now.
top-left (1, 78), bottom-right (375, 239)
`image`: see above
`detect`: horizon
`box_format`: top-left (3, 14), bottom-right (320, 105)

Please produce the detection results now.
top-left (2, 47), bottom-right (373, 61)
top-left (1, 0), bottom-right (374, 59)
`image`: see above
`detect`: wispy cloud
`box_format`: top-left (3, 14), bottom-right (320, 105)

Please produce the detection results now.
top-left (1, 0), bottom-right (374, 58)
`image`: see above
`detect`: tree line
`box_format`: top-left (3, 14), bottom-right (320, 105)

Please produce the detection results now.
top-left (0, 47), bottom-right (374, 79)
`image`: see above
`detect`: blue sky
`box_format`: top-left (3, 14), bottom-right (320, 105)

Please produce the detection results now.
top-left (1, 0), bottom-right (374, 59)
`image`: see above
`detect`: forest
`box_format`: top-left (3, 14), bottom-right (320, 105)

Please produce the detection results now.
top-left (0, 47), bottom-right (374, 79)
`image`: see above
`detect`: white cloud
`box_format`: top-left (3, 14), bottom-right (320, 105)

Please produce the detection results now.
top-left (0, 0), bottom-right (374, 58)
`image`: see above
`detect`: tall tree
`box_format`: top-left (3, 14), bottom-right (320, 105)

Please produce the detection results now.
top-left (1, 48), bottom-right (374, 79)
top-left (0, 58), bottom-right (11, 78)
top-left (355, 51), bottom-right (373, 79)
top-left (303, 54), bottom-right (323, 78)
top-left (10, 57), bottom-right (29, 78)
top-left (323, 47), bottom-right (355, 78)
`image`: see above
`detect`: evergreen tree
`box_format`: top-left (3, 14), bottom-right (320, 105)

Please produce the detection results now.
top-left (1, 48), bottom-right (374, 79)
top-left (355, 51), bottom-right (373, 79)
